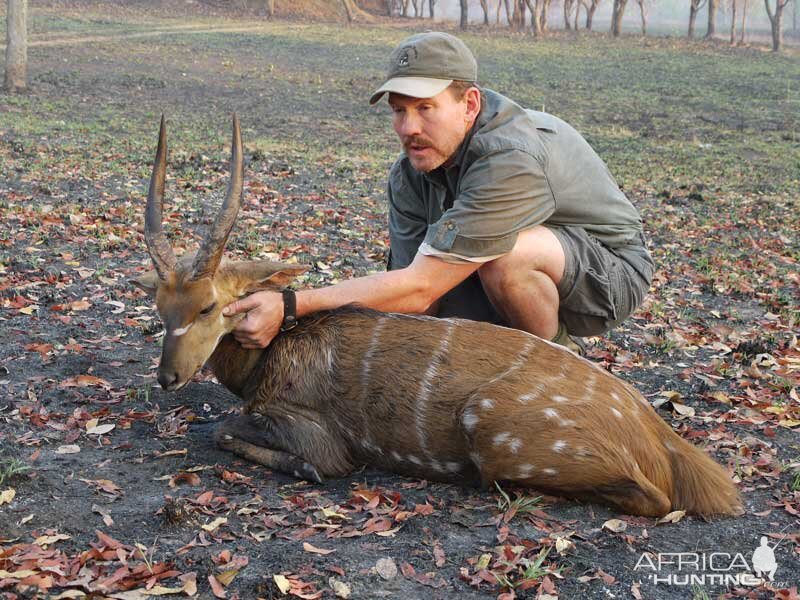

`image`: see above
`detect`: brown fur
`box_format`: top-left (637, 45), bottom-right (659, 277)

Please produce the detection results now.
top-left (199, 303), bottom-right (742, 518)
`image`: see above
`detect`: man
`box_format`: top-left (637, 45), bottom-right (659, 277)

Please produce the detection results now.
top-left (224, 32), bottom-right (653, 352)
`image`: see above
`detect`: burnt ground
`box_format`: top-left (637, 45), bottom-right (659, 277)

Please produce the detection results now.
top-left (1, 3), bottom-right (799, 599)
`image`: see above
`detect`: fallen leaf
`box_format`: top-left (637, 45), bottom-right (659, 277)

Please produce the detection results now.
top-left (656, 510), bottom-right (686, 524)
top-left (34, 533), bottom-right (71, 546)
top-left (215, 569), bottom-right (239, 586)
top-left (329, 578), bottom-right (351, 599)
top-left (602, 519), bottom-right (627, 533)
top-left (86, 423), bottom-right (115, 435)
top-left (202, 517), bottom-right (227, 532)
top-left (0, 488), bottom-right (16, 505)
top-left (303, 542), bottom-right (336, 555)
top-left (273, 574), bottom-right (292, 593)
top-left (375, 558), bottom-right (397, 580)
top-left (56, 445), bottom-right (81, 454)
top-left (671, 403), bottom-right (695, 417)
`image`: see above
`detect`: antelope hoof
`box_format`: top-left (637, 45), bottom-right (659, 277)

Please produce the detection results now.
top-left (296, 463), bottom-right (324, 484)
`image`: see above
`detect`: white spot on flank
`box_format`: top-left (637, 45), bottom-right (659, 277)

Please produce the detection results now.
top-left (518, 463), bottom-right (534, 477)
top-left (664, 441), bottom-right (675, 452)
top-left (171, 321), bottom-right (194, 336)
top-left (552, 395), bottom-right (568, 403)
top-left (462, 409), bottom-right (479, 432)
top-left (611, 407), bottom-right (623, 419)
top-left (407, 454), bottom-right (422, 465)
top-left (543, 408), bottom-right (559, 420)
top-left (429, 459), bottom-right (444, 472)
top-left (610, 392), bottom-right (621, 403)
top-left (391, 451), bottom-right (403, 462)
top-left (508, 438), bottom-right (523, 454)
top-left (480, 398), bottom-right (495, 410)
top-left (493, 432), bottom-right (511, 446)
top-left (560, 419), bottom-right (576, 428)
top-left (446, 462), bottom-right (462, 473)
top-left (543, 467), bottom-right (558, 475)
top-left (552, 440), bottom-right (567, 453)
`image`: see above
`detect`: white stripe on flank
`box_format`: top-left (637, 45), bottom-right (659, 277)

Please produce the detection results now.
top-left (415, 322), bottom-right (456, 459)
top-left (172, 321), bottom-right (194, 336)
top-left (358, 317), bottom-right (387, 451)
top-left (489, 339), bottom-right (535, 384)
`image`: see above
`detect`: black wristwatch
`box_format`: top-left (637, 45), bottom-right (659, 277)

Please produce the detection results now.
top-left (280, 289), bottom-right (298, 332)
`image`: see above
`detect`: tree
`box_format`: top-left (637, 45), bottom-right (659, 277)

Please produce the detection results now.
top-left (479, 0), bottom-right (491, 24)
top-left (460, 0), bottom-right (469, 28)
top-left (740, 0), bottom-right (748, 41)
top-left (583, 0), bottom-right (602, 28)
top-left (428, 0), bottom-right (437, 18)
top-left (564, 0), bottom-right (577, 29)
top-left (706, 0), bottom-right (718, 37)
top-left (634, 0), bottom-right (649, 33)
top-left (610, 0), bottom-right (629, 35)
top-left (688, 0), bottom-right (707, 37)
top-left (765, 0), bottom-right (790, 50)
top-left (4, 0), bottom-right (28, 92)
top-left (729, 0), bottom-right (738, 43)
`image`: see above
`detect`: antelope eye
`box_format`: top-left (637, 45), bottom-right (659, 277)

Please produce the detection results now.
top-left (199, 303), bottom-right (217, 316)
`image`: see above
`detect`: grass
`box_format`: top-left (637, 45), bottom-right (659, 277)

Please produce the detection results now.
top-left (0, 458), bottom-right (30, 486)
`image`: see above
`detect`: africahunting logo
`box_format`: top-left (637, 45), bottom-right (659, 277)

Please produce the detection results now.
top-left (634, 536), bottom-right (786, 587)
top-left (397, 45), bottom-right (417, 68)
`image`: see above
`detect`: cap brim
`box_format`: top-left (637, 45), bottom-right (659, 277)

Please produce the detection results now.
top-left (369, 76), bottom-right (453, 105)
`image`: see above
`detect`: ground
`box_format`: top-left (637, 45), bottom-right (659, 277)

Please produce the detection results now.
top-left (0, 3), bottom-right (799, 599)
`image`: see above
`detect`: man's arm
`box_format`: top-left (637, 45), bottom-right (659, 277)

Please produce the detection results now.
top-left (223, 253), bottom-right (480, 349)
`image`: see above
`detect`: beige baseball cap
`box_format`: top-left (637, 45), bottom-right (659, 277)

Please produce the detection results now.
top-left (369, 32), bottom-right (478, 105)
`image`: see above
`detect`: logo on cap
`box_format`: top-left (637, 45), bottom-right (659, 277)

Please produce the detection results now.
top-left (397, 45), bottom-right (417, 68)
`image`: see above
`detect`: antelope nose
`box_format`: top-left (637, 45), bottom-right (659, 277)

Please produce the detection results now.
top-left (157, 369), bottom-right (179, 390)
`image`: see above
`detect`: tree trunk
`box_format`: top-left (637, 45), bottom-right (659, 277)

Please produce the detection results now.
top-left (4, 0), bottom-right (28, 92)
top-left (730, 0), bottom-right (737, 43)
top-left (460, 0), bottom-right (469, 28)
top-left (564, 0), bottom-right (574, 29)
top-left (765, 0), bottom-right (788, 50)
top-left (740, 0), bottom-right (748, 41)
top-left (610, 0), bottom-right (628, 35)
top-left (688, 0), bottom-right (707, 37)
top-left (429, 0), bottom-right (435, 18)
top-left (479, 0), bottom-right (490, 24)
top-left (342, 0), bottom-right (354, 22)
top-left (637, 0), bottom-right (648, 33)
top-left (586, 0), bottom-right (599, 28)
top-left (706, 0), bottom-right (718, 37)
top-left (541, 0), bottom-right (552, 29)
top-left (574, 0), bottom-right (581, 28)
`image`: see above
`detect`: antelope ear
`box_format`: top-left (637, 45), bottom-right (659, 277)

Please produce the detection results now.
top-left (130, 269), bottom-right (159, 295)
top-left (225, 260), bottom-right (309, 293)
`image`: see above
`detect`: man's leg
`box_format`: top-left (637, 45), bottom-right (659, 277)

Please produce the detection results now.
top-left (477, 226), bottom-right (565, 340)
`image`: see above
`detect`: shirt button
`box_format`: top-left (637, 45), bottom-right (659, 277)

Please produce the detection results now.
top-left (447, 222), bottom-right (455, 230)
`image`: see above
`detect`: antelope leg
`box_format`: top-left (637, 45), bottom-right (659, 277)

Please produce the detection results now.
top-left (214, 415), bottom-right (323, 483)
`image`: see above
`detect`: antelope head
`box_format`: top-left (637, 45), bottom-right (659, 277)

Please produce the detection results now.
top-left (133, 115), bottom-right (306, 391)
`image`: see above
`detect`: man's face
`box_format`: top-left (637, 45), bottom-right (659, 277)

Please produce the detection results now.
top-left (388, 88), bottom-right (478, 173)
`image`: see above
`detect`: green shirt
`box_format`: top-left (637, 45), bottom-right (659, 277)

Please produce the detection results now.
top-left (387, 89), bottom-right (644, 269)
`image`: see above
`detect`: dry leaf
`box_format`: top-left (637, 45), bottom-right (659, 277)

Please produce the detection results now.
top-left (375, 558), bottom-right (397, 580)
top-left (303, 542), bottom-right (335, 555)
top-left (329, 577), bottom-right (351, 599)
top-left (202, 517), bottom-right (227, 532)
top-left (656, 510), bottom-right (686, 524)
top-left (56, 445), bottom-right (81, 454)
top-left (602, 519), bottom-right (627, 533)
top-left (0, 489), bottom-right (16, 505)
top-left (273, 574), bottom-right (292, 593)
top-left (86, 423), bottom-right (115, 435)
top-left (671, 403), bottom-right (695, 417)
top-left (215, 569), bottom-right (239, 586)
top-left (34, 533), bottom-right (71, 546)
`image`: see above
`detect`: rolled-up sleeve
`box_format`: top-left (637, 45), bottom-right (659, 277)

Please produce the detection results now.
top-left (423, 149), bottom-right (556, 259)
top-left (387, 160), bottom-right (428, 270)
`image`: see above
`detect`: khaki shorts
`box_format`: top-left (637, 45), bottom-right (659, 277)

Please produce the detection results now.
top-left (550, 226), bottom-right (654, 337)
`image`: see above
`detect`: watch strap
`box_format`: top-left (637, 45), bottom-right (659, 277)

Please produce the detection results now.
top-left (280, 289), bottom-right (298, 332)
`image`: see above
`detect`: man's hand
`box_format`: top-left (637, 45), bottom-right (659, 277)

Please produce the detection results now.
top-left (223, 291), bottom-right (283, 349)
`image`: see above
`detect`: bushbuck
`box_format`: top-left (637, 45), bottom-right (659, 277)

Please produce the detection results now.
top-left (133, 116), bottom-right (743, 518)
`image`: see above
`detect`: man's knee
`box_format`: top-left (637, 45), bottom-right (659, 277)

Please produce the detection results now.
top-left (477, 226), bottom-right (565, 295)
